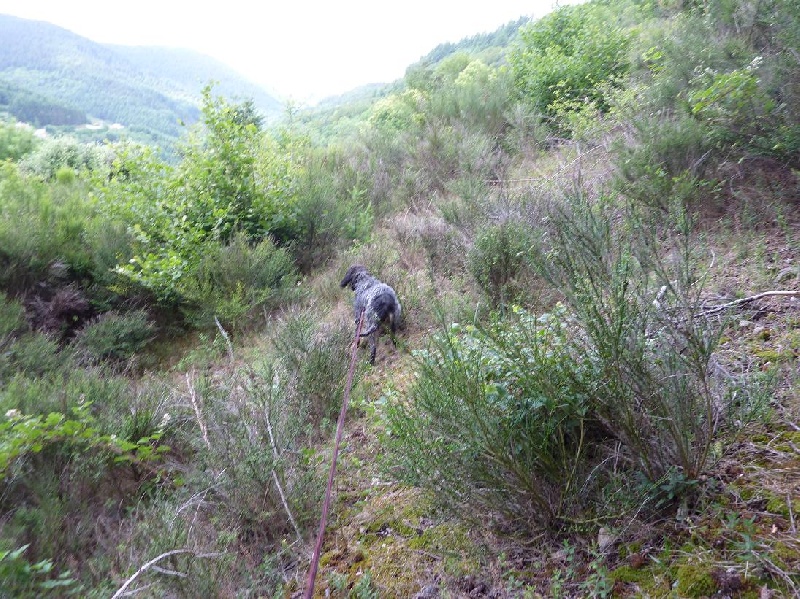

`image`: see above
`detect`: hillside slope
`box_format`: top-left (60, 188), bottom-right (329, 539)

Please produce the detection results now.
top-left (0, 14), bottom-right (283, 141)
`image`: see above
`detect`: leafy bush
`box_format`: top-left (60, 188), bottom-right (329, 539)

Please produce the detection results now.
top-left (20, 136), bottom-right (111, 180)
top-left (509, 2), bottom-right (633, 121)
top-left (0, 544), bottom-right (78, 598)
top-left (0, 118), bottom-right (37, 162)
top-left (96, 90), bottom-right (306, 312)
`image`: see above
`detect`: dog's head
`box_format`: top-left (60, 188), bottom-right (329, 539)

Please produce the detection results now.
top-left (340, 264), bottom-right (368, 290)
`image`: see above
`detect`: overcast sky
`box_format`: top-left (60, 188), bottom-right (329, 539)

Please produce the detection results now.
top-left (0, 0), bottom-right (582, 103)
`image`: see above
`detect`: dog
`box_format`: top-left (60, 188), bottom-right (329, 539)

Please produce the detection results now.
top-left (340, 264), bottom-right (401, 365)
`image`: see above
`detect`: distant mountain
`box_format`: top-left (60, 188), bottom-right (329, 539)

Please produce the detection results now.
top-left (107, 45), bottom-right (284, 117)
top-left (0, 14), bottom-right (284, 143)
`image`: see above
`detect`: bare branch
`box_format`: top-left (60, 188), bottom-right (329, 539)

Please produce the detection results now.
top-left (214, 316), bottom-right (235, 363)
top-left (186, 370), bottom-right (211, 450)
top-left (111, 549), bottom-right (193, 598)
top-left (702, 290), bottom-right (800, 316)
top-left (111, 550), bottom-right (226, 598)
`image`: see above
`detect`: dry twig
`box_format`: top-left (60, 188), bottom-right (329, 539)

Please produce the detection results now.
top-left (265, 402), bottom-right (303, 543)
top-left (702, 290), bottom-right (800, 316)
top-left (186, 371), bottom-right (211, 450)
top-left (111, 549), bottom-right (223, 598)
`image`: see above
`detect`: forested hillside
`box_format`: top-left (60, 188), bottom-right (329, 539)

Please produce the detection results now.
top-left (1, 0), bottom-right (798, 597)
top-left (0, 14), bottom-right (283, 144)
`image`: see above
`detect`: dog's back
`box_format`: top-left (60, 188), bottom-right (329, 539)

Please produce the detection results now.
top-left (340, 264), bottom-right (401, 364)
top-left (362, 289), bottom-right (400, 336)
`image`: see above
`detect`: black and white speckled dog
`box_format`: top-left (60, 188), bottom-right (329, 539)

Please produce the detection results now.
top-left (340, 264), bottom-right (401, 365)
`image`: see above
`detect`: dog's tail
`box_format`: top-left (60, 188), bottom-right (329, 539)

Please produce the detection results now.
top-left (360, 292), bottom-right (401, 337)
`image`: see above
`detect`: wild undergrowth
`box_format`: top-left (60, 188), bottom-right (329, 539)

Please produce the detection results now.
top-left (2, 0), bottom-right (799, 595)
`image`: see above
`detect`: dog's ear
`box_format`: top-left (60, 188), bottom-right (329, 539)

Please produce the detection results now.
top-left (340, 267), bottom-right (354, 288)
top-left (340, 265), bottom-right (364, 289)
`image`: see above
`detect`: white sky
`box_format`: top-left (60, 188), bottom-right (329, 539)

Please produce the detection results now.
top-left (0, 0), bottom-right (580, 103)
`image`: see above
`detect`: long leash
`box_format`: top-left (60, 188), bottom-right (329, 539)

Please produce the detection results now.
top-left (304, 310), bottom-right (365, 599)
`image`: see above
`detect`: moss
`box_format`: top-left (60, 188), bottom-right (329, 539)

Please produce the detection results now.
top-left (753, 349), bottom-right (782, 362)
top-left (676, 564), bottom-right (717, 598)
top-left (765, 491), bottom-right (800, 518)
top-left (406, 524), bottom-right (480, 576)
top-left (736, 485), bottom-right (756, 501)
top-left (357, 544), bottom-right (431, 597)
top-left (618, 540), bottom-right (642, 559)
top-left (772, 541), bottom-right (800, 566)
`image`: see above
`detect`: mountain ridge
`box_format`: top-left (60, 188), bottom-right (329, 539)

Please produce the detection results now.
top-left (0, 13), bottom-right (285, 142)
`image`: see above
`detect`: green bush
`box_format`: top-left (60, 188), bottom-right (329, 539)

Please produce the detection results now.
top-left (614, 114), bottom-right (715, 210)
top-left (269, 310), bottom-right (353, 431)
top-left (290, 153), bottom-right (373, 273)
top-left (19, 136), bottom-right (111, 181)
top-left (0, 292), bottom-right (26, 338)
top-left (180, 232), bottom-right (298, 329)
top-left (385, 305), bottom-right (603, 533)
top-left (509, 2), bottom-right (633, 121)
top-left (0, 118), bottom-right (37, 162)
top-left (71, 309), bottom-right (156, 365)
top-left (468, 219), bottom-right (533, 307)
top-left (3, 334), bottom-right (69, 379)
top-left (0, 544), bottom-right (78, 597)
top-left (532, 193), bottom-right (766, 488)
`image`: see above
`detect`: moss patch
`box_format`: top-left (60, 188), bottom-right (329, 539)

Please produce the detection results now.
top-left (676, 563), bottom-right (717, 598)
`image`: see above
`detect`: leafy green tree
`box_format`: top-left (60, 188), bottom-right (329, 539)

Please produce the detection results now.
top-left (0, 119), bottom-right (37, 161)
top-left (509, 2), bottom-right (633, 119)
top-left (96, 89), bottom-right (302, 320)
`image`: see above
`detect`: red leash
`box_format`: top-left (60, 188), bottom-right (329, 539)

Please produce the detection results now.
top-left (304, 310), bottom-right (365, 598)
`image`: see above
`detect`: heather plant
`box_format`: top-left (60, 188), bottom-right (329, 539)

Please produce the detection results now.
top-left (613, 114), bottom-right (714, 211)
top-left (179, 232), bottom-right (298, 329)
top-left (289, 152), bottom-right (373, 273)
top-left (71, 309), bottom-right (156, 366)
top-left (269, 309), bottom-right (354, 431)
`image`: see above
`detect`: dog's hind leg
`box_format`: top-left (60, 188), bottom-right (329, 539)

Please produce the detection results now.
top-left (369, 330), bottom-right (378, 365)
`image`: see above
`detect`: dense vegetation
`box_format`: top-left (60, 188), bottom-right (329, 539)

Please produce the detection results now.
top-left (1, 0), bottom-right (799, 596)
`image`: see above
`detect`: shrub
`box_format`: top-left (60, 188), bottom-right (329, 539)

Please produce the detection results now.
top-left (269, 310), bottom-right (353, 431)
top-left (0, 292), bottom-right (26, 338)
top-left (180, 232), bottom-right (298, 329)
top-left (290, 153), bottom-right (373, 273)
top-left (385, 305), bottom-right (604, 533)
top-left (19, 136), bottom-right (111, 180)
top-left (531, 192), bottom-right (766, 488)
top-left (72, 309), bottom-right (155, 365)
top-left (0, 118), bottom-right (37, 162)
top-left (509, 2), bottom-right (633, 120)
top-left (468, 219), bottom-right (534, 307)
top-left (614, 114), bottom-right (715, 211)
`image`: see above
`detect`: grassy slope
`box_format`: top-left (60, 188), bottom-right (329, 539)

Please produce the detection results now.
top-left (265, 141), bottom-right (800, 597)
